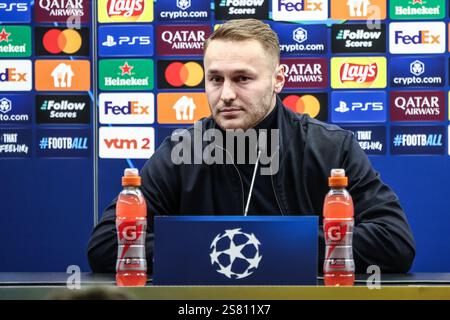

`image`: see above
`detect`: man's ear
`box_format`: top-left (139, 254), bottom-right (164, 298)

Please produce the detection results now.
top-left (274, 64), bottom-right (285, 94)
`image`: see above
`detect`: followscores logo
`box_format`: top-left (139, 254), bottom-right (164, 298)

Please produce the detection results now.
top-left (0, 60), bottom-right (32, 91)
top-left (214, 0), bottom-right (268, 20)
top-left (331, 57), bottom-right (386, 89)
top-left (390, 57), bottom-right (445, 88)
top-left (157, 60), bottom-right (204, 89)
top-left (273, 24), bottom-right (327, 54)
top-left (99, 126), bottom-right (155, 159)
top-left (0, 1), bottom-right (31, 23)
top-left (280, 58), bottom-right (328, 88)
top-left (36, 95), bottom-right (90, 124)
top-left (389, 22), bottom-right (445, 54)
top-left (99, 25), bottom-right (153, 57)
top-left (332, 24), bottom-right (386, 54)
top-left (272, 0), bottom-right (328, 21)
top-left (331, 91), bottom-right (387, 123)
top-left (157, 0), bottom-right (209, 21)
top-left (99, 93), bottom-right (154, 124)
top-left (98, 0), bottom-right (153, 23)
top-left (156, 25), bottom-right (210, 56)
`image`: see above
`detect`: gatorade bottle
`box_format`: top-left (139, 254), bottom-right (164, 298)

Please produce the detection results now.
top-left (116, 168), bottom-right (147, 286)
top-left (323, 168), bottom-right (355, 286)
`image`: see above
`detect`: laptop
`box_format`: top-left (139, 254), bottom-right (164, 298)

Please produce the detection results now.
top-left (153, 216), bottom-right (318, 285)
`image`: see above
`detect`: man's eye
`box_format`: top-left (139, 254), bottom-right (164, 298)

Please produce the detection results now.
top-left (238, 76), bottom-right (250, 82)
top-left (209, 77), bottom-right (223, 83)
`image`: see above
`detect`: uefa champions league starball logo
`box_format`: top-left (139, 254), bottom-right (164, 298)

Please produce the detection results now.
top-left (209, 228), bottom-right (262, 279)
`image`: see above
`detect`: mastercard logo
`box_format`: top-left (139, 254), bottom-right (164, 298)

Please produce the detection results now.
top-left (165, 61), bottom-right (204, 87)
top-left (282, 95), bottom-right (322, 118)
top-left (42, 29), bottom-right (82, 54)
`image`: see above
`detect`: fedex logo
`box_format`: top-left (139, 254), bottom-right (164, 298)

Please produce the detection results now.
top-left (389, 22), bottom-right (445, 54)
top-left (99, 93), bottom-right (154, 124)
top-left (0, 68), bottom-right (28, 82)
top-left (276, 0), bottom-right (322, 11)
top-left (272, 0), bottom-right (327, 21)
top-left (394, 30), bottom-right (440, 45)
top-left (0, 60), bottom-right (32, 91)
top-left (104, 101), bottom-right (150, 115)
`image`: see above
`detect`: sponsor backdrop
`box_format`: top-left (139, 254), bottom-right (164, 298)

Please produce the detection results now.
top-left (1, 0), bottom-right (450, 273)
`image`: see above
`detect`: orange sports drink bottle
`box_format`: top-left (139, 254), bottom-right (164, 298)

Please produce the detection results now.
top-left (116, 168), bottom-right (147, 286)
top-left (323, 169), bottom-right (355, 286)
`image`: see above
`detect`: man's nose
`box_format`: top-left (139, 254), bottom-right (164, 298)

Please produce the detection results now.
top-left (220, 80), bottom-right (236, 104)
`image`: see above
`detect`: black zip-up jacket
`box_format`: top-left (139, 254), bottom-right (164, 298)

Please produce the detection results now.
top-left (87, 97), bottom-right (416, 274)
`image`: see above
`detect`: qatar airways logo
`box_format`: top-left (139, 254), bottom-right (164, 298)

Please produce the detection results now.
top-left (107, 0), bottom-right (144, 17)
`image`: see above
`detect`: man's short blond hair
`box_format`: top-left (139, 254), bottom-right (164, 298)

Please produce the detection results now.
top-left (204, 19), bottom-right (280, 64)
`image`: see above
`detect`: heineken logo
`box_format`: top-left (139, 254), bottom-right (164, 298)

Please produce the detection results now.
top-left (99, 59), bottom-right (154, 91)
top-left (0, 26), bottom-right (31, 57)
top-left (390, 0), bottom-right (444, 19)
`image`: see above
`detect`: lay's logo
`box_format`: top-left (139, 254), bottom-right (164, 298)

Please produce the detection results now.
top-left (340, 63), bottom-right (378, 83)
top-left (98, 0), bottom-right (153, 23)
top-left (331, 57), bottom-right (386, 89)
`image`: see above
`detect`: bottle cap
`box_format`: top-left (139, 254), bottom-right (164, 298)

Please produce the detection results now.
top-left (328, 168), bottom-right (348, 187)
top-left (122, 168), bottom-right (141, 186)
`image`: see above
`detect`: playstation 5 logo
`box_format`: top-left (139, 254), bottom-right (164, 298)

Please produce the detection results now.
top-left (103, 35), bottom-right (151, 48)
top-left (103, 35), bottom-right (117, 47)
top-left (177, 0), bottom-right (191, 10)
top-left (335, 101), bottom-right (350, 113)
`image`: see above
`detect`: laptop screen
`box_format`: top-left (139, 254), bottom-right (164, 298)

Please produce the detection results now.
top-left (153, 216), bottom-right (318, 285)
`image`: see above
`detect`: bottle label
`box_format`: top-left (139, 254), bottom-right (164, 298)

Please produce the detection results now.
top-left (116, 219), bottom-right (147, 272)
top-left (324, 219), bottom-right (353, 246)
top-left (324, 220), bottom-right (355, 273)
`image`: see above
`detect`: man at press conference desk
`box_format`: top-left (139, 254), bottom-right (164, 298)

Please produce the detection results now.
top-left (87, 19), bottom-right (415, 276)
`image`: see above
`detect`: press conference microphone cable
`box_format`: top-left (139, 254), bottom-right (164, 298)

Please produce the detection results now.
top-left (244, 149), bottom-right (262, 217)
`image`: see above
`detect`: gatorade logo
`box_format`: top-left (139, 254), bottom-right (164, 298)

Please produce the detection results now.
top-left (158, 60), bottom-right (204, 89)
top-left (119, 223), bottom-right (142, 242)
